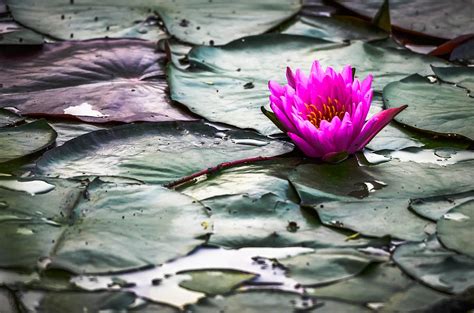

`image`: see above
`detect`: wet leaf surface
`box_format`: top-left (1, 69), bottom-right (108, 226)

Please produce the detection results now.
top-left (0, 39), bottom-right (196, 124)
top-left (384, 73), bottom-right (474, 140)
top-left (393, 236), bottom-right (474, 294)
top-left (18, 290), bottom-right (138, 313)
top-left (169, 34), bottom-right (446, 135)
top-left (0, 177), bottom-right (83, 270)
top-left (278, 248), bottom-right (380, 286)
top-left (0, 120), bottom-right (56, 170)
top-left (35, 121), bottom-right (293, 184)
top-left (0, 178), bottom-right (210, 274)
top-left (283, 16), bottom-right (387, 42)
top-left (187, 290), bottom-right (369, 313)
top-left (288, 158), bottom-right (474, 240)
top-left (308, 263), bottom-right (449, 310)
top-left (410, 191), bottom-right (474, 221)
top-left (6, 0), bottom-right (300, 45)
top-left (180, 160), bottom-right (378, 249)
top-left (437, 200), bottom-right (474, 258)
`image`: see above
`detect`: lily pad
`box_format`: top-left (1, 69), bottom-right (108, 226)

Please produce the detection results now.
top-left (180, 160), bottom-right (378, 249)
top-left (35, 121), bottom-right (293, 184)
top-left (0, 119), bottom-right (57, 170)
top-left (308, 263), bottom-right (412, 303)
top-left (0, 39), bottom-right (196, 124)
top-left (18, 290), bottom-right (138, 313)
top-left (283, 16), bottom-right (387, 42)
top-left (188, 290), bottom-right (369, 313)
top-left (289, 158), bottom-right (474, 204)
top-left (288, 158), bottom-right (474, 240)
top-left (0, 108), bottom-right (24, 127)
top-left (6, 0), bottom-right (300, 45)
top-left (308, 263), bottom-right (449, 310)
top-left (0, 177), bottom-right (84, 270)
top-left (279, 248), bottom-right (378, 286)
top-left (384, 73), bottom-right (474, 140)
top-left (49, 121), bottom-right (110, 147)
top-left (168, 34), bottom-right (446, 135)
top-left (437, 200), bottom-right (474, 258)
top-left (315, 199), bottom-right (432, 241)
top-left (409, 191), bottom-right (474, 221)
top-left (179, 270), bottom-right (256, 295)
top-left (431, 66), bottom-right (474, 91)
top-left (393, 236), bottom-right (474, 294)
top-left (334, 0), bottom-right (473, 39)
top-left (0, 178), bottom-right (210, 273)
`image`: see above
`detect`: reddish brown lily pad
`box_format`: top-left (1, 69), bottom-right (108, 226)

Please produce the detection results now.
top-left (0, 39), bottom-right (196, 123)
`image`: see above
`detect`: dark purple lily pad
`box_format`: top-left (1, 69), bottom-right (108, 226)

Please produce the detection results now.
top-left (0, 39), bottom-right (196, 123)
top-left (334, 0), bottom-right (473, 40)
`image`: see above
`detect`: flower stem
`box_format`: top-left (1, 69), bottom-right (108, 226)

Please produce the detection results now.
top-left (165, 156), bottom-right (274, 189)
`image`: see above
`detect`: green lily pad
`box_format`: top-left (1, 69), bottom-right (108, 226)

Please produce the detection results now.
top-left (0, 119), bottom-right (57, 170)
top-left (188, 290), bottom-right (369, 313)
top-left (0, 177), bottom-right (83, 270)
top-left (334, 0), bottom-right (472, 39)
top-left (168, 34), bottom-right (446, 135)
top-left (308, 263), bottom-right (412, 303)
top-left (6, 0), bottom-right (300, 45)
top-left (379, 283), bottom-right (450, 313)
top-left (49, 121), bottom-right (110, 147)
top-left (289, 158), bottom-right (474, 204)
top-left (432, 66), bottom-right (474, 92)
top-left (365, 123), bottom-right (423, 151)
top-left (283, 16), bottom-right (387, 42)
top-left (0, 39), bottom-right (195, 124)
top-left (288, 158), bottom-right (474, 240)
top-left (393, 236), bottom-right (474, 294)
top-left (179, 270), bottom-right (256, 295)
top-left (279, 248), bottom-right (377, 286)
top-left (180, 160), bottom-right (377, 249)
top-left (308, 263), bottom-right (449, 310)
top-left (437, 200), bottom-right (474, 258)
top-left (35, 121), bottom-right (293, 184)
top-left (0, 178), bottom-right (210, 273)
top-left (315, 199), bottom-right (432, 241)
top-left (384, 73), bottom-right (474, 140)
top-left (0, 108), bottom-right (24, 128)
top-left (18, 290), bottom-right (138, 313)
top-left (409, 191), bottom-right (474, 221)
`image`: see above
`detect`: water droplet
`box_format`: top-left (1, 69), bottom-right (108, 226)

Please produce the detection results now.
top-left (0, 201), bottom-right (8, 209)
top-left (0, 179), bottom-right (55, 195)
top-left (37, 257), bottom-right (51, 271)
top-left (231, 139), bottom-right (269, 146)
top-left (421, 274), bottom-right (450, 289)
top-left (137, 28), bottom-right (148, 34)
top-left (0, 215), bottom-right (31, 222)
top-left (348, 180), bottom-right (387, 199)
top-left (215, 132), bottom-right (227, 139)
top-left (443, 212), bottom-right (470, 221)
top-left (367, 303), bottom-right (385, 310)
top-left (16, 227), bottom-right (34, 235)
top-left (40, 217), bottom-right (62, 227)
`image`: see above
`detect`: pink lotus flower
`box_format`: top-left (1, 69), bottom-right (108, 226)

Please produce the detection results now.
top-left (267, 61), bottom-right (407, 161)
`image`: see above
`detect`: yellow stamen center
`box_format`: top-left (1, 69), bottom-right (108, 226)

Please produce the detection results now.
top-left (306, 97), bottom-right (345, 128)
